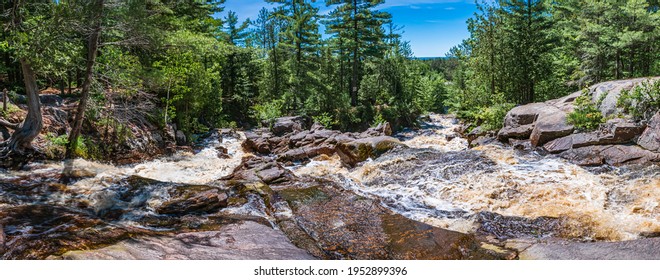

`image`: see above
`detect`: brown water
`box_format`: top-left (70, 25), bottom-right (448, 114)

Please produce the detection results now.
top-left (291, 115), bottom-right (660, 241)
top-left (1, 115), bottom-right (659, 259)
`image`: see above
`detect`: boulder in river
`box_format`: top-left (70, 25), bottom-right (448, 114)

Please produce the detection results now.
top-left (156, 185), bottom-right (228, 215)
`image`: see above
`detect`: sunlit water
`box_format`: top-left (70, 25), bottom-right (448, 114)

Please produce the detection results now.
top-left (291, 115), bottom-right (660, 241)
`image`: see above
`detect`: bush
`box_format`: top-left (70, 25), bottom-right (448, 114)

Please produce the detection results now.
top-left (253, 98), bottom-right (283, 127)
top-left (312, 112), bottom-right (336, 129)
top-left (617, 79), bottom-right (660, 120)
top-left (1, 102), bottom-right (21, 118)
top-left (43, 133), bottom-right (88, 159)
top-left (476, 103), bottom-right (516, 131)
top-left (568, 95), bottom-right (604, 131)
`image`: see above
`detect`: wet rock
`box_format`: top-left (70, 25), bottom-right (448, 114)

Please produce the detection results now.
top-left (518, 237), bottom-right (660, 260)
top-left (215, 146), bottom-right (229, 158)
top-left (476, 212), bottom-right (560, 240)
top-left (229, 156), bottom-right (294, 185)
top-left (509, 139), bottom-right (533, 151)
top-left (336, 136), bottom-right (404, 167)
top-left (59, 221), bottom-right (315, 260)
top-left (560, 145), bottom-right (660, 166)
top-left (271, 116), bottom-right (312, 136)
top-left (273, 183), bottom-right (496, 260)
top-left (0, 205), bottom-right (137, 260)
top-left (156, 185), bottom-right (228, 215)
top-left (278, 145), bottom-right (336, 162)
top-left (469, 135), bottom-right (496, 148)
top-left (637, 112), bottom-right (660, 152)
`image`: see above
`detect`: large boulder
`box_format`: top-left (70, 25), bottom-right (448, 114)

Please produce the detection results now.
top-left (543, 119), bottom-right (646, 154)
top-left (271, 116), bottom-right (312, 136)
top-left (637, 112), bottom-right (660, 152)
top-left (336, 136), bottom-right (404, 167)
top-left (589, 77), bottom-right (660, 118)
top-left (529, 106), bottom-right (574, 147)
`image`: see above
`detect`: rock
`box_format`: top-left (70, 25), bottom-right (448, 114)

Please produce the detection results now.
top-left (215, 146), bottom-right (229, 158)
top-left (560, 145), bottom-right (660, 166)
top-left (638, 112), bottom-right (660, 152)
top-left (156, 185), bottom-right (228, 215)
top-left (518, 237), bottom-right (660, 260)
top-left (588, 77), bottom-right (660, 117)
top-left (175, 130), bottom-right (186, 146)
top-left (476, 212), bottom-right (560, 240)
top-left (336, 136), bottom-right (404, 167)
top-left (509, 139), bottom-right (532, 151)
top-left (497, 103), bottom-right (546, 141)
top-left (529, 106), bottom-right (574, 147)
top-left (361, 122), bottom-right (393, 137)
top-left (0, 224), bottom-right (5, 254)
top-left (59, 221), bottom-right (315, 260)
top-left (273, 183), bottom-right (497, 260)
top-left (544, 120), bottom-right (646, 154)
top-left (38, 94), bottom-right (63, 107)
top-left (271, 116), bottom-right (311, 136)
top-left (278, 145), bottom-right (336, 162)
top-left (470, 135), bottom-right (496, 148)
top-left (467, 126), bottom-right (487, 144)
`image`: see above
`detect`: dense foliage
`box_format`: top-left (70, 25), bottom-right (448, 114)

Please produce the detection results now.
top-left (1, 0), bottom-right (659, 161)
top-left (446, 0), bottom-right (660, 127)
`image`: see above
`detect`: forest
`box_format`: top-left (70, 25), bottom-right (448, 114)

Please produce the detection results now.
top-left (0, 0), bottom-right (659, 165)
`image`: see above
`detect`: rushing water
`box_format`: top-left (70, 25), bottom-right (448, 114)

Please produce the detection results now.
top-left (1, 115), bottom-right (659, 258)
top-left (291, 114), bottom-right (660, 241)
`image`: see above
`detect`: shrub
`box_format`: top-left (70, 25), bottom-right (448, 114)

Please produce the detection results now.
top-left (253, 99), bottom-right (283, 127)
top-left (568, 95), bottom-right (604, 131)
top-left (617, 79), bottom-right (660, 120)
top-left (312, 112), bottom-right (336, 129)
top-left (476, 103), bottom-right (516, 131)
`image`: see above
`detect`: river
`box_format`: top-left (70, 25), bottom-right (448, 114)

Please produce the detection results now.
top-left (1, 114), bottom-right (658, 259)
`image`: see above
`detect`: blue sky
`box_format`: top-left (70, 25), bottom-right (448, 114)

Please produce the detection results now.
top-left (221, 0), bottom-right (478, 57)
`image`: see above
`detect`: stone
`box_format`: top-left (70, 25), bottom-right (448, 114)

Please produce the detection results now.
top-left (336, 136), bottom-right (404, 167)
top-left (638, 112), bottom-right (660, 152)
top-left (38, 94), bottom-right (63, 107)
top-left (560, 145), bottom-right (660, 166)
top-left (529, 106), bottom-right (574, 147)
top-left (273, 183), bottom-right (497, 260)
top-left (271, 116), bottom-right (311, 136)
top-left (156, 185), bottom-right (228, 215)
top-left (519, 237), bottom-right (660, 260)
top-left (175, 130), bottom-right (187, 146)
top-left (59, 221), bottom-right (315, 260)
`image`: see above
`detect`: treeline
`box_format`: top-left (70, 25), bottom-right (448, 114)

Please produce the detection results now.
top-left (447, 0), bottom-right (660, 130)
top-left (0, 0), bottom-right (447, 162)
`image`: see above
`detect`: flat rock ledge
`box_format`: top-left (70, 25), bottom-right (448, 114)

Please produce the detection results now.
top-left (55, 221), bottom-right (315, 260)
top-left (515, 238), bottom-right (660, 260)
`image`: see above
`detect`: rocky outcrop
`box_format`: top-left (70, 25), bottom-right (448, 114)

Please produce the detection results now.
top-left (637, 112), bottom-right (660, 152)
top-left (59, 221), bottom-right (315, 260)
top-left (516, 237), bottom-right (660, 260)
top-left (244, 116), bottom-right (403, 167)
top-left (498, 78), bottom-right (660, 166)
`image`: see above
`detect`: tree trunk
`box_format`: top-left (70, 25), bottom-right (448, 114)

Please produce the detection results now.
top-left (2, 88), bottom-right (7, 112)
top-left (66, 0), bottom-right (104, 159)
top-left (350, 0), bottom-right (359, 107)
top-left (0, 59), bottom-right (43, 167)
